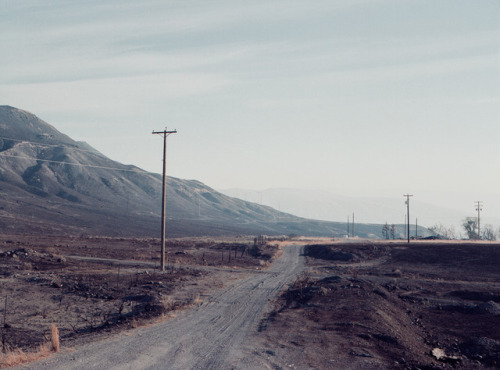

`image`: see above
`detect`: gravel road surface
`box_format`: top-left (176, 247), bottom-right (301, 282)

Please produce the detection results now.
top-left (22, 244), bottom-right (304, 369)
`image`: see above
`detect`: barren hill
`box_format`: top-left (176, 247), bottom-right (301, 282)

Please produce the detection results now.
top-left (0, 105), bottom-right (378, 237)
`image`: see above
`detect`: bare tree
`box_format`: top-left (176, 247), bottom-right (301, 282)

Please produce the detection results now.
top-left (482, 224), bottom-right (497, 241)
top-left (429, 224), bottom-right (457, 240)
top-left (382, 223), bottom-right (389, 239)
top-left (462, 218), bottom-right (478, 240)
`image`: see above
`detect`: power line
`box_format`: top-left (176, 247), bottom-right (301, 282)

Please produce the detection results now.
top-left (0, 136), bottom-right (105, 156)
top-left (0, 152), bottom-right (145, 173)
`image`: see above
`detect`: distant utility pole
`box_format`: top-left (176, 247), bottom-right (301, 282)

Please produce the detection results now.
top-left (404, 194), bottom-right (413, 243)
top-left (152, 128), bottom-right (177, 272)
top-left (352, 212), bottom-right (355, 238)
top-left (475, 201), bottom-right (483, 240)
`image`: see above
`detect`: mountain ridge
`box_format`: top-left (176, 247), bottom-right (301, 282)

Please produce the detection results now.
top-left (0, 106), bottom-right (431, 238)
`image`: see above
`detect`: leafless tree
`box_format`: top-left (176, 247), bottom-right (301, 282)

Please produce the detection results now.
top-left (382, 223), bottom-right (389, 239)
top-left (482, 224), bottom-right (497, 241)
top-left (429, 224), bottom-right (457, 240)
top-left (462, 218), bottom-right (478, 240)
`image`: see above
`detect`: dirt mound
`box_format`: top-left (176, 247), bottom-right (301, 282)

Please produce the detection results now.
top-left (390, 242), bottom-right (500, 274)
top-left (460, 337), bottom-right (500, 366)
top-left (449, 290), bottom-right (500, 303)
top-left (304, 242), bottom-right (390, 263)
top-left (259, 242), bottom-right (500, 369)
top-left (262, 272), bottom-right (431, 368)
top-left (475, 301), bottom-right (500, 315)
top-left (304, 245), bottom-right (356, 261)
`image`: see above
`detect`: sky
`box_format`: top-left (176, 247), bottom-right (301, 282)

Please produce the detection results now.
top-left (1, 0), bottom-right (499, 225)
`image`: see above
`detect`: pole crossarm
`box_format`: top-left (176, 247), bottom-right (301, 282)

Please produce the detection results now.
top-left (152, 129), bottom-right (178, 136)
top-left (152, 128), bottom-right (177, 272)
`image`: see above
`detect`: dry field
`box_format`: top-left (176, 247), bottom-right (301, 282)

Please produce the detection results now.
top-left (258, 241), bottom-right (500, 369)
top-left (0, 234), bottom-right (278, 367)
top-left (2, 236), bottom-right (499, 369)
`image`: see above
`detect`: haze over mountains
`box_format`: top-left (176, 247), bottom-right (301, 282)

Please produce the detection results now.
top-left (220, 188), bottom-right (488, 233)
top-left (1, 105), bottom-right (427, 238)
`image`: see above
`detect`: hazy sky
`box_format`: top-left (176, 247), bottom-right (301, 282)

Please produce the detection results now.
top-left (2, 0), bottom-right (499, 222)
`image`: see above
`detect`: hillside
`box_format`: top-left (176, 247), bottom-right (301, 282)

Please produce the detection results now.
top-left (0, 106), bottom-right (350, 237)
top-left (0, 106), bottom-right (433, 238)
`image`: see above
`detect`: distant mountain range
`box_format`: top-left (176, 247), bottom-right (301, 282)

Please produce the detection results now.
top-left (0, 105), bottom-right (432, 238)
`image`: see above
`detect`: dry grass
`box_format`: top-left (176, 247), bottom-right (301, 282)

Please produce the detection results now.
top-left (0, 324), bottom-right (61, 368)
top-left (51, 324), bottom-right (60, 353)
top-left (0, 343), bottom-right (52, 368)
top-left (191, 293), bottom-right (203, 306)
top-left (130, 318), bottom-right (139, 329)
top-left (272, 246), bottom-right (284, 261)
top-left (166, 312), bottom-right (177, 319)
top-left (161, 296), bottom-right (175, 310)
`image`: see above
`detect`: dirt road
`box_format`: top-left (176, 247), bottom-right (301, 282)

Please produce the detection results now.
top-left (23, 244), bottom-right (304, 369)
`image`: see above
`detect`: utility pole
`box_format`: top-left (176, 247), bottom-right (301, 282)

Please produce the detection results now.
top-left (352, 212), bottom-right (355, 238)
top-left (152, 128), bottom-right (177, 272)
top-left (404, 214), bottom-right (407, 240)
top-left (404, 194), bottom-right (413, 243)
top-left (475, 201), bottom-right (483, 240)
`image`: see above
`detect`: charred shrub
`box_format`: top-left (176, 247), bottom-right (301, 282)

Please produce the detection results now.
top-left (305, 245), bottom-right (355, 261)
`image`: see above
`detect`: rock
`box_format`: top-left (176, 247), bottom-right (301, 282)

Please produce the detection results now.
top-left (319, 275), bottom-right (342, 284)
top-left (432, 348), bottom-right (446, 360)
top-left (431, 348), bottom-right (461, 364)
top-left (475, 301), bottom-right (500, 315)
top-left (319, 287), bottom-right (330, 295)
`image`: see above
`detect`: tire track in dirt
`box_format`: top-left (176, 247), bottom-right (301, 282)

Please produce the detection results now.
top-left (23, 244), bottom-right (304, 369)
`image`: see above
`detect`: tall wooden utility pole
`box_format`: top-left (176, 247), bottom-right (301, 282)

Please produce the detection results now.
top-left (475, 201), bottom-right (483, 240)
top-left (404, 194), bottom-right (413, 243)
top-left (404, 214), bottom-right (407, 240)
top-left (152, 128), bottom-right (177, 272)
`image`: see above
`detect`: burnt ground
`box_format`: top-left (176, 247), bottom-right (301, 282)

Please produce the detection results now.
top-left (0, 233), bottom-right (279, 365)
top-left (258, 241), bottom-right (500, 369)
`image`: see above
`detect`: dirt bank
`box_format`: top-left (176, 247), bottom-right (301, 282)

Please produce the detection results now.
top-left (258, 241), bottom-right (500, 369)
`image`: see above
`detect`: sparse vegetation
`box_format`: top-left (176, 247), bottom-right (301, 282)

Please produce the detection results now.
top-left (429, 223), bottom-right (458, 240)
top-left (482, 224), bottom-right (497, 241)
top-left (0, 234), bottom-right (279, 357)
top-left (463, 217), bottom-right (479, 240)
top-left (51, 324), bottom-right (59, 353)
